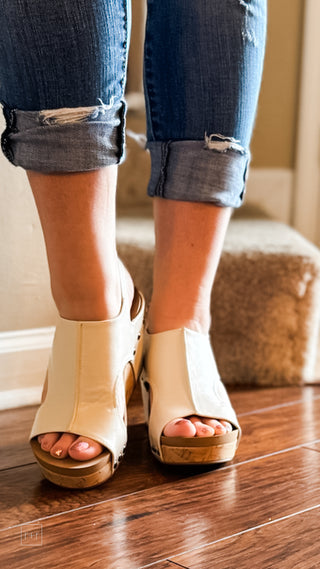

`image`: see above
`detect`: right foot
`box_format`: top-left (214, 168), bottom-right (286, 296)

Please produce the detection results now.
top-left (37, 262), bottom-right (135, 462)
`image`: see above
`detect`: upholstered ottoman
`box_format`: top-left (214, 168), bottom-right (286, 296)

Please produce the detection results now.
top-left (117, 216), bottom-right (320, 386)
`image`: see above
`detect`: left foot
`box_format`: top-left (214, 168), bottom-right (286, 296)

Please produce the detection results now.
top-left (163, 416), bottom-right (232, 437)
top-left (147, 315), bottom-right (232, 439)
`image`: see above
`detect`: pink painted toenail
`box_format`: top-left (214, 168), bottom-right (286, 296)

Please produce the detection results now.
top-left (73, 442), bottom-right (90, 451)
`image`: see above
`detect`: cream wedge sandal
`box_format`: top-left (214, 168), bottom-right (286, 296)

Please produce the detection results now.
top-left (140, 328), bottom-right (241, 465)
top-left (30, 284), bottom-right (145, 489)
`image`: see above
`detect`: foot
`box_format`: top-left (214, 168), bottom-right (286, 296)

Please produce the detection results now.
top-left (37, 263), bottom-right (135, 461)
top-left (147, 315), bottom-right (232, 439)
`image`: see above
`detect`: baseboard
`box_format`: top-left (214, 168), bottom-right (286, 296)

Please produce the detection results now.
top-left (0, 387), bottom-right (43, 411)
top-left (0, 327), bottom-right (54, 410)
top-left (0, 326), bottom-right (55, 354)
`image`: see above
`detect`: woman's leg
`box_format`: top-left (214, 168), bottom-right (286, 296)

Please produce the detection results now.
top-left (0, 0), bottom-right (132, 461)
top-left (144, 0), bottom-right (267, 437)
top-left (27, 167), bottom-right (134, 460)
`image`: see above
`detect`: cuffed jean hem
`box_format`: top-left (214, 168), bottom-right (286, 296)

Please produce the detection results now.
top-left (0, 99), bottom-right (127, 172)
top-left (146, 140), bottom-right (251, 208)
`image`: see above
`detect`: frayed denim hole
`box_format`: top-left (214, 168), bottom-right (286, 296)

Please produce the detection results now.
top-left (204, 133), bottom-right (247, 155)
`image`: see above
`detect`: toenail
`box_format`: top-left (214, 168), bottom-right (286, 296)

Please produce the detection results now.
top-left (72, 442), bottom-right (90, 451)
top-left (54, 449), bottom-right (63, 457)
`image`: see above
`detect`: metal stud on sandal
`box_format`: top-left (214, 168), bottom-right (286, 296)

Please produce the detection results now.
top-left (140, 328), bottom-right (241, 465)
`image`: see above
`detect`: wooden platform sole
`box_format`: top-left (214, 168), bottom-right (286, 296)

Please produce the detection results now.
top-left (158, 429), bottom-right (239, 465)
top-left (30, 441), bottom-right (114, 489)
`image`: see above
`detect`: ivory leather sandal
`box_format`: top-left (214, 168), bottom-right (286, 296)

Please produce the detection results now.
top-left (29, 280), bottom-right (145, 489)
top-left (140, 328), bottom-right (241, 465)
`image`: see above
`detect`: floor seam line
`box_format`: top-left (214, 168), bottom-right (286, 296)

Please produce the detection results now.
top-left (302, 445), bottom-right (320, 454)
top-left (237, 393), bottom-right (320, 417)
top-left (2, 440), bottom-right (320, 533)
top-left (162, 504), bottom-right (320, 563)
top-left (0, 461), bottom-right (36, 473)
top-left (139, 558), bottom-right (190, 569)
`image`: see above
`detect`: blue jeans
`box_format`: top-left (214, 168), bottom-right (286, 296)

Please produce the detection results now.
top-left (0, 0), bottom-right (267, 208)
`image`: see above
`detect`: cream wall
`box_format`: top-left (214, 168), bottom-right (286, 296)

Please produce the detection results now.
top-left (251, 0), bottom-right (305, 168)
top-left (0, 146), bottom-right (57, 332)
top-left (0, 0), bottom-right (305, 332)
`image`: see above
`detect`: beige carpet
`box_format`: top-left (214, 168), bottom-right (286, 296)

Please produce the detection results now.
top-left (117, 215), bottom-right (320, 387)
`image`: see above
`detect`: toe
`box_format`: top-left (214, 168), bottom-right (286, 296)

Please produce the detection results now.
top-left (38, 432), bottom-right (60, 452)
top-left (163, 418), bottom-right (197, 437)
top-left (189, 416), bottom-right (215, 437)
top-left (50, 433), bottom-right (78, 459)
top-left (220, 420), bottom-right (232, 432)
top-left (202, 418), bottom-right (228, 435)
top-left (68, 437), bottom-right (103, 461)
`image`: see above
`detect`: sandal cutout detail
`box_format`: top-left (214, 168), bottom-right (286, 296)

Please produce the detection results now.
top-left (140, 328), bottom-right (241, 465)
top-left (30, 279), bottom-right (145, 489)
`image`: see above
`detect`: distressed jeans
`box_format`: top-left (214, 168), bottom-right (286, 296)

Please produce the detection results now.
top-left (0, 0), bottom-right (267, 207)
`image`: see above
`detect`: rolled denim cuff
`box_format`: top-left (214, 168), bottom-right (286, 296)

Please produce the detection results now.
top-left (146, 140), bottom-right (251, 208)
top-left (1, 99), bottom-right (126, 172)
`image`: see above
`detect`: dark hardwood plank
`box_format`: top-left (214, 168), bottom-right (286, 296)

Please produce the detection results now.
top-left (234, 394), bottom-right (320, 463)
top-left (2, 389), bottom-right (320, 528)
top-left (2, 385), bottom-right (320, 471)
top-left (0, 406), bottom-right (36, 469)
top-left (230, 384), bottom-right (320, 416)
top-left (1, 448), bottom-right (320, 569)
top-left (0, 426), bottom-right (202, 529)
top-left (171, 506), bottom-right (320, 569)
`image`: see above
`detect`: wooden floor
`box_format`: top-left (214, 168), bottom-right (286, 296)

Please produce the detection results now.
top-left (1, 383), bottom-right (320, 568)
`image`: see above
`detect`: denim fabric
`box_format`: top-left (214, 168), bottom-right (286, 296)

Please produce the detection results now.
top-left (0, 0), bottom-right (131, 170)
top-left (144, 0), bottom-right (267, 206)
top-left (0, 0), bottom-right (267, 206)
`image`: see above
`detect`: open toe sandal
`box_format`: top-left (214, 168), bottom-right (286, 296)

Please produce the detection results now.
top-left (140, 328), bottom-right (241, 465)
top-left (29, 273), bottom-right (145, 489)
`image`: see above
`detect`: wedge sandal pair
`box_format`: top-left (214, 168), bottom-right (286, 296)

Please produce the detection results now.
top-left (30, 285), bottom-right (241, 488)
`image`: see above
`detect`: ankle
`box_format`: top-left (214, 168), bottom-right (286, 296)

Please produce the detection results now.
top-left (147, 299), bottom-right (211, 335)
top-left (54, 287), bottom-right (122, 321)
top-left (52, 261), bottom-right (135, 321)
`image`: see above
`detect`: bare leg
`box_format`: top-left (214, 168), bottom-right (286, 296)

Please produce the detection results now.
top-left (148, 197), bottom-right (232, 437)
top-left (28, 166), bottom-right (134, 460)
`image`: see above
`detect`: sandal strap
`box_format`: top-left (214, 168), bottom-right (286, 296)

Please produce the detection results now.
top-left (30, 291), bottom-right (144, 469)
top-left (142, 328), bottom-right (241, 459)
